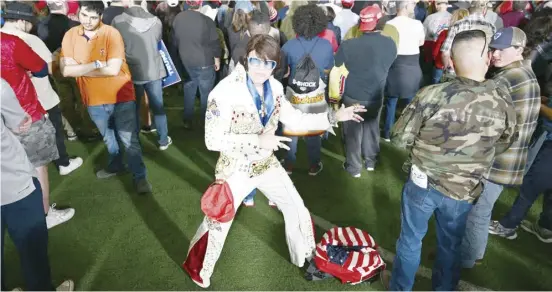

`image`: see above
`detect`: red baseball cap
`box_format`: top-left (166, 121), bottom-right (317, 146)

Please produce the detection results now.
top-left (186, 0), bottom-right (203, 7)
top-left (341, 0), bottom-right (354, 9)
top-left (359, 5), bottom-right (382, 32)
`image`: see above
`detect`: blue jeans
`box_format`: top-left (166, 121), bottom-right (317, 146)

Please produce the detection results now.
top-left (1, 178), bottom-right (54, 291)
top-left (460, 179), bottom-right (503, 268)
top-left (500, 141), bottom-right (552, 230)
top-left (183, 65), bottom-right (216, 122)
top-left (383, 96), bottom-right (414, 139)
top-left (134, 79), bottom-right (169, 146)
top-left (88, 101), bottom-right (147, 181)
top-left (432, 67), bottom-right (444, 84)
top-left (390, 179), bottom-right (473, 291)
top-left (285, 136), bottom-right (322, 166)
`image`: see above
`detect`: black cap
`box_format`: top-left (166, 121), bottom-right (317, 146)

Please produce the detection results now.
top-left (2, 2), bottom-right (37, 24)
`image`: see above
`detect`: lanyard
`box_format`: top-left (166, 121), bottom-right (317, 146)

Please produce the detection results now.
top-left (246, 76), bottom-right (274, 126)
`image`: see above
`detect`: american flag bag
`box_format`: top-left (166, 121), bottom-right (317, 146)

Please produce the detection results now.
top-left (313, 227), bottom-right (386, 285)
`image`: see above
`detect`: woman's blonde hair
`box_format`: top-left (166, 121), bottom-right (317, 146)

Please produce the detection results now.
top-left (232, 9), bottom-right (251, 35)
top-left (450, 8), bottom-right (469, 25)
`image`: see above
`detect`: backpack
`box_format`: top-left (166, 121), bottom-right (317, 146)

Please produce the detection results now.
top-left (312, 227), bottom-right (386, 285)
top-left (290, 39), bottom-right (320, 94)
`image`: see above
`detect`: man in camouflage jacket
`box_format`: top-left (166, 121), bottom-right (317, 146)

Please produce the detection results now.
top-left (388, 29), bottom-right (517, 291)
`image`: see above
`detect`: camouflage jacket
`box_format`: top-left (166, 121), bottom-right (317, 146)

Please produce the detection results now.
top-left (391, 77), bottom-right (517, 202)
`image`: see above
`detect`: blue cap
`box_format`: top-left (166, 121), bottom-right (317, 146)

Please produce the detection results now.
top-left (234, 0), bottom-right (254, 13)
top-left (490, 27), bottom-right (527, 50)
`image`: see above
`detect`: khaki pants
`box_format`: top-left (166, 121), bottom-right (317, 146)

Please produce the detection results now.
top-left (183, 166), bottom-right (316, 288)
top-left (50, 73), bottom-right (97, 137)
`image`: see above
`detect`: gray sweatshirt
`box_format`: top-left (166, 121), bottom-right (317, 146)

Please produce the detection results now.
top-left (1, 79), bottom-right (36, 206)
top-left (112, 7), bottom-right (167, 82)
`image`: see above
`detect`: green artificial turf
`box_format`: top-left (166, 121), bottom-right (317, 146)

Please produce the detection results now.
top-left (3, 93), bottom-right (552, 291)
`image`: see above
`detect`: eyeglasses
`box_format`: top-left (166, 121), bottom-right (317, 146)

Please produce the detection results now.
top-left (248, 57), bottom-right (277, 70)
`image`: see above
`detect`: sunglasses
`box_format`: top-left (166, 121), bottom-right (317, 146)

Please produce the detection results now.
top-left (247, 57), bottom-right (277, 70)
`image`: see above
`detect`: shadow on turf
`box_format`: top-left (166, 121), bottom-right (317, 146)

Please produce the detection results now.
top-left (118, 175), bottom-right (191, 267)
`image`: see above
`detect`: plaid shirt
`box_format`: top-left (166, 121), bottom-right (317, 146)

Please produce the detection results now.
top-left (485, 60), bottom-right (541, 186)
top-left (440, 13), bottom-right (495, 53)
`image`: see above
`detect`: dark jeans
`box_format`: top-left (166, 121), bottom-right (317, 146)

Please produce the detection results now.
top-left (87, 101), bottom-right (147, 181)
top-left (390, 178), bottom-right (473, 291)
top-left (285, 136), bottom-right (322, 167)
top-left (1, 178), bottom-right (54, 291)
top-left (500, 141), bottom-right (552, 230)
top-left (183, 65), bottom-right (216, 122)
top-left (383, 96), bottom-right (414, 139)
top-left (134, 79), bottom-right (169, 145)
top-left (343, 110), bottom-right (381, 174)
top-left (47, 105), bottom-right (70, 167)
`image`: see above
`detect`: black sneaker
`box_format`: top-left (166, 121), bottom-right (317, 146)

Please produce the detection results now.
top-left (308, 162), bottom-right (323, 176)
top-left (140, 126), bottom-right (157, 134)
top-left (521, 220), bottom-right (552, 243)
top-left (183, 121), bottom-right (193, 130)
top-left (135, 178), bottom-right (152, 194)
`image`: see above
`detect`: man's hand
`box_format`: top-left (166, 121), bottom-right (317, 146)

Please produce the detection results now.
top-left (259, 132), bottom-right (292, 151)
top-left (13, 113), bottom-right (32, 133)
top-left (335, 104), bottom-right (367, 122)
top-left (214, 58), bottom-right (220, 72)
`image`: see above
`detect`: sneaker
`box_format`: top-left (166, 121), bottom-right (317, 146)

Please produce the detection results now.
top-left (382, 137), bottom-right (391, 143)
top-left (67, 133), bottom-right (78, 141)
top-left (308, 162), bottom-right (323, 176)
top-left (488, 220), bottom-right (517, 239)
top-left (140, 126), bottom-right (157, 134)
top-left (343, 162), bottom-right (361, 178)
top-left (46, 204), bottom-right (75, 229)
top-left (80, 132), bottom-right (102, 143)
top-left (183, 120), bottom-right (193, 130)
top-left (59, 157), bottom-right (83, 176)
top-left (96, 169), bottom-right (121, 179)
top-left (243, 197), bottom-right (255, 207)
top-left (159, 136), bottom-right (173, 151)
top-left (366, 166), bottom-right (375, 172)
top-left (135, 178), bottom-right (152, 194)
top-left (520, 220), bottom-right (552, 243)
top-left (56, 280), bottom-right (74, 291)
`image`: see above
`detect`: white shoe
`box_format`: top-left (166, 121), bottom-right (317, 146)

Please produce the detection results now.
top-left (159, 136), bottom-right (173, 151)
top-left (382, 138), bottom-right (391, 142)
top-left (56, 280), bottom-right (75, 291)
top-left (59, 157), bottom-right (83, 176)
top-left (366, 167), bottom-right (375, 171)
top-left (67, 133), bottom-right (78, 141)
top-left (46, 204), bottom-right (75, 229)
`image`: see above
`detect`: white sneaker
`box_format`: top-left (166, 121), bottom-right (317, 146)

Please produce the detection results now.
top-left (56, 280), bottom-right (75, 291)
top-left (59, 157), bottom-right (83, 176)
top-left (159, 136), bottom-right (173, 151)
top-left (243, 198), bottom-right (255, 207)
top-left (67, 133), bottom-right (78, 141)
top-left (382, 138), bottom-right (391, 142)
top-left (366, 167), bottom-right (375, 172)
top-left (46, 204), bottom-right (75, 229)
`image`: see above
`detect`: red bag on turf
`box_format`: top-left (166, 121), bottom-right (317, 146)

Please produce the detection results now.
top-left (200, 180), bottom-right (235, 223)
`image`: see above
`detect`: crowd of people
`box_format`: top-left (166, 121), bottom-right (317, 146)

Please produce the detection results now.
top-left (1, 0), bottom-right (551, 290)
